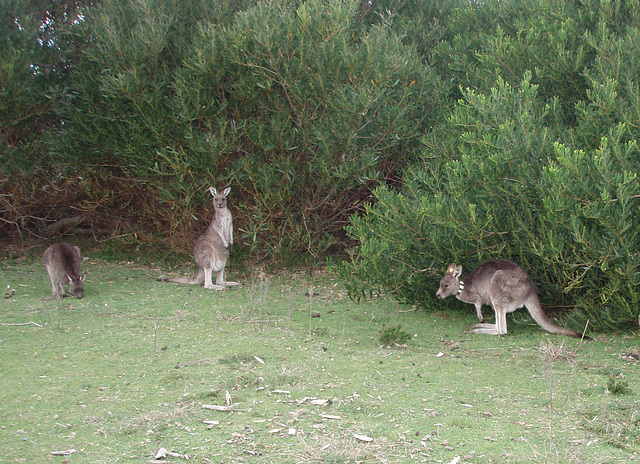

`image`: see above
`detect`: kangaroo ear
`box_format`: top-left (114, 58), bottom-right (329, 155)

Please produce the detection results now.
top-left (80, 273), bottom-right (87, 282)
top-left (447, 264), bottom-right (462, 278)
top-left (209, 187), bottom-right (217, 196)
top-left (222, 187), bottom-right (231, 196)
top-left (453, 265), bottom-right (463, 278)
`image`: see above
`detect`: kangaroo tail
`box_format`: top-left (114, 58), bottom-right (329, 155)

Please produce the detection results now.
top-left (526, 296), bottom-right (591, 340)
top-left (158, 269), bottom-right (204, 286)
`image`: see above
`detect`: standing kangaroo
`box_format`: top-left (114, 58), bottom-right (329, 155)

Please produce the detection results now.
top-left (43, 243), bottom-right (86, 299)
top-left (162, 187), bottom-right (239, 289)
top-left (436, 260), bottom-right (588, 339)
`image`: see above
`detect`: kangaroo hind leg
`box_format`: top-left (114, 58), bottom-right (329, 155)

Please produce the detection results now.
top-left (203, 267), bottom-right (223, 290)
top-left (468, 306), bottom-right (507, 335)
top-left (467, 323), bottom-right (500, 335)
top-left (213, 254), bottom-right (240, 288)
top-left (495, 307), bottom-right (508, 335)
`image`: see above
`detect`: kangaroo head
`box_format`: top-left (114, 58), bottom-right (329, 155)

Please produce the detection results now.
top-left (68, 273), bottom-right (86, 299)
top-left (436, 263), bottom-right (463, 299)
top-left (209, 186), bottom-right (231, 209)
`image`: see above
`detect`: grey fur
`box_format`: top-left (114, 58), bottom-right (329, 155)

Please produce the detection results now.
top-left (436, 260), bottom-right (588, 339)
top-left (43, 243), bottom-right (86, 299)
top-left (161, 187), bottom-right (239, 289)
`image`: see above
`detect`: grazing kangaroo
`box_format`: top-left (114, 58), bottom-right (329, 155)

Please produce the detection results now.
top-left (161, 187), bottom-right (239, 289)
top-left (436, 260), bottom-right (588, 339)
top-left (43, 243), bottom-right (86, 299)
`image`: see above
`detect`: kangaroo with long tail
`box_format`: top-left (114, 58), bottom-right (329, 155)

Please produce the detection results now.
top-left (436, 260), bottom-right (589, 339)
top-left (161, 187), bottom-right (239, 289)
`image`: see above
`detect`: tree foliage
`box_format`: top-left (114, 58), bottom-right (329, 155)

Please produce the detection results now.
top-left (172, 0), bottom-right (446, 259)
top-left (2, 0), bottom-right (445, 261)
top-left (340, 0), bottom-right (640, 331)
top-left (1, 0), bottom-right (90, 235)
top-left (2, 0), bottom-right (640, 330)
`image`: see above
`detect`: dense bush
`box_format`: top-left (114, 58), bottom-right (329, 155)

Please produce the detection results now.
top-left (0, 0), bottom-right (72, 235)
top-left (172, 0), bottom-right (447, 260)
top-left (340, 3), bottom-right (640, 331)
top-left (3, 0), bottom-right (640, 330)
top-left (341, 76), bottom-right (562, 305)
top-left (1, 0), bottom-right (446, 262)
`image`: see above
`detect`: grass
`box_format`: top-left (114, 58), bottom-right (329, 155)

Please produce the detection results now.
top-left (0, 257), bottom-right (639, 463)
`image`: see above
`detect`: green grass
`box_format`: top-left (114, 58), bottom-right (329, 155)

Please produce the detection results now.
top-left (1, 258), bottom-right (639, 463)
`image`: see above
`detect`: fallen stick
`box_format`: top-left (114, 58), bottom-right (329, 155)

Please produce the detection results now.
top-left (154, 447), bottom-right (189, 460)
top-left (51, 449), bottom-right (77, 456)
top-left (1, 322), bottom-right (44, 327)
top-left (202, 404), bottom-right (233, 411)
top-left (201, 404), bottom-right (249, 412)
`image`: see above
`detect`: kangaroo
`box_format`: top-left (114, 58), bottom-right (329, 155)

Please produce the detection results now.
top-left (161, 187), bottom-right (239, 289)
top-left (43, 243), bottom-right (86, 299)
top-left (436, 260), bottom-right (588, 339)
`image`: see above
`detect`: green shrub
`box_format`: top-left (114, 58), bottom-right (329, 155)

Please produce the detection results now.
top-left (43, 0), bottom-right (446, 262)
top-left (340, 74), bottom-right (640, 332)
top-left (607, 376), bottom-right (632, 396)
top-left (378, 323), bottom-right (412, 347)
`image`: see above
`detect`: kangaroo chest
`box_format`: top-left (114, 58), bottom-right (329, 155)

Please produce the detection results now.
top-left (216, 214), bottom-right (232, 229)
